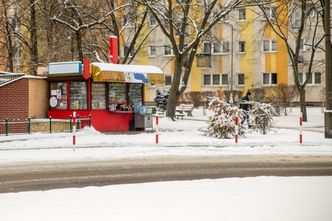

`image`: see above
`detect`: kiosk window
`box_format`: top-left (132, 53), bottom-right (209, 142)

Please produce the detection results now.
top-left (70, 81), bottom-right (87, 109)
top-left (92, 83), bottom-right (106, 109)
top-left (129, 84), bottom-right (143, 106)
top-left (108, 83), bottom-right (127, 103)
top-left (50, 82), bottom-right (67, 109)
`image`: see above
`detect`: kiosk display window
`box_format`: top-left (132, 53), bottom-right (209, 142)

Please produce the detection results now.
top-left (92, 83), bottom-right (106, 109)
top-left (70, 81), bottom-right (87, 109)
top-left (129, 83), bottom-right (143, 106)
top-left (108, 83), bottom-right (127, 103)
top-left (50, 82), bottom-right (67, 109)
top-left (108, 83), bottom-right (128, 111)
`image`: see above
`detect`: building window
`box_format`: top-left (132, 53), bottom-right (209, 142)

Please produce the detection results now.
top-left (292, 7), bottom-right (301, 29)
top-left (149, 15), bottom-right (157, 26)
top-left (203, 74), bottom-right (211, 86)
top-left (263, 73), bottom-right (270, 85)
top-left (300, 39), bottom-right (306, 51)
top-left (271, 73), bottom-right (277, 84)
top-left (92, 83), bottom-right (106, 109)
top-left (70, 81), bottom-right (87, 109)
top-left (315, 72), bottom-right (321, 84)
top-left (203, 42), bottom-right (212, 54)
top-left (262, 73), bottom-right (277, 85)
top-left (163, 45), bottom-right (174, 56)
top-left (223, 13), bottom-right (229, 21)
top-left (124, 45), bottom-right (135, 57)
top-left (50, 82), bottom-right (67, 110)
top-left (221, 74), bottom-right (229, 85)
top-left (237, 73), bottom-right (245, 85)
top-left (212, 74), bottom-right (220, 85)
top-left (299, 72), bottom-right (322, 85)
top-left (203, 74), bottom-right (221, 86)
top-left (165, 75), bottom-right (172, 86)
top-left (239, 8), bottom-right (246, 20)
top-left (307, 3), bottom-right (316, 17)
top-left (239, 41), bottom-right (245, 53)
top-left (263, 6), bottom-right (277, 19)
top-left (263, 40), bottom-right (277, 52)
top-left (212, 42), bottom-right (222, 54)
top-left (222, 41), bottom-right (230, 53)
top-left (298, 72), bottom-right (304, 84)
top-left (148, 45), bottom-right (157, 57)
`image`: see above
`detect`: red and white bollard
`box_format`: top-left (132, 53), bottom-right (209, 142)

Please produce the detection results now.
top-left (156, 115), bottom-right (159, 144)
top-left (235, 114), bottom-right (239, 144)
top-left (299, 112), bottom-right (303, 144)
top-left (73, 111), bottom-right (76, 149)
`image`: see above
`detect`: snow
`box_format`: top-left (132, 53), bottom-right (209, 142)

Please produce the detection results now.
top-left (1, 107), bottom-right (331, 220)
top-left (0, 107), bottom-right (331, 164)
top-left (0, 176), bottom-right (331, 221)
top-left (91, 62), bottom-right (163, 74)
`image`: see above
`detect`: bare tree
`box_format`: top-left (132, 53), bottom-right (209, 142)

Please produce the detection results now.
top-left (51, 0), bottom-right (129, 61)
top-left (136, 0), bottom-right (245, 119)
top-left (0, 0), bottom-right (18, 72)
top-left (259, 0), bottom-right (325, 121)
top-left (91, 0), bottom-right (155, 64)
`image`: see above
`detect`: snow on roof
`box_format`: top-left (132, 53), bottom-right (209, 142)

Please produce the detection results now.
top-left (91, 62), bottom-right (163, 74)
top-left (0, 74), bottom-right (46, 88)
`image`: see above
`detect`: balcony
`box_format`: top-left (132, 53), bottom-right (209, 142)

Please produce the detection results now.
top-left (196, 54), bottom-right (211, 68)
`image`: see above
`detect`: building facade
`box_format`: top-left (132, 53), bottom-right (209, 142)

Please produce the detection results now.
top-left (122, 1), bottom-right (325, 105)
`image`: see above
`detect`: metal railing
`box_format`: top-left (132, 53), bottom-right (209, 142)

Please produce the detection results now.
top-left (0, 114), bottom-right (92, 136)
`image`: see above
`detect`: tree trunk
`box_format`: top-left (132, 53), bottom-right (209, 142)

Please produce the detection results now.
top-left (299, 87), bottom-right (307, 122)
top-left (29, 0), bottom-right (38, 74)
top-left (76, 31), bottom-right (83, 61)
top-left (166, 58), bottom-right (183, 119)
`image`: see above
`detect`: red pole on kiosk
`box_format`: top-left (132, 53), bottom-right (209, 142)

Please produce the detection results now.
top-left (156, 115), bottom-right (159, 144)
top-left (300, 112), bottom-right (303, 144)
top-left (73, 111), bottom-right (76, 149)
top-left (235, 114), bottom-right (239, 144)
top-left (109, 36), bottom-right (119, 64)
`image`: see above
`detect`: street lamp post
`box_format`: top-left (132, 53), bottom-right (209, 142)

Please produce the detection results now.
top-left (324, 0), bottom-right (332, 138)
top-left (222, 21), bottom-right (234, 102)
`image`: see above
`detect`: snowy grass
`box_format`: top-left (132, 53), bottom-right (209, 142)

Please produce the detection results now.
top-left (0, 107), bottom-right (331, 163)
top-left (1, 176), bottom-right (331, 221)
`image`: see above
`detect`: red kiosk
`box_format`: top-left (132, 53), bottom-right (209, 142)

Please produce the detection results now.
top-left (47, 37), bottom-right (164, 132)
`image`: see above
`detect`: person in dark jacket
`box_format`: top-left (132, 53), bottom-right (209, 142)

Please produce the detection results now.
top-left (240, 91), bottom-right (252, 128)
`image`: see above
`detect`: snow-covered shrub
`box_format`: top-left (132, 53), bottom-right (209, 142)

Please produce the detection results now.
top-left (250, 102), bottom-right (275, 134)
top-left (206, 97), bottom-right (245, 139)
top-left (154, 89), bottom-right (169, 111)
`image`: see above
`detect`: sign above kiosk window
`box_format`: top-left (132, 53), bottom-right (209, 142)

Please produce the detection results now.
top-left (91, 62), bottom-right (164, 84)
top-left (48, 61), bottom-right (83, 75)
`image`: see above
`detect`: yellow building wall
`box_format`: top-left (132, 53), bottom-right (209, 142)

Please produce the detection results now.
top-left (264, 3), bottom-right (288, 85)
top-left (240, 7), bottom-right (254, 93)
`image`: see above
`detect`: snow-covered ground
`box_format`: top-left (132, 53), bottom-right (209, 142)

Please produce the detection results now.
top-left (1, 107), bottom-right (331, 221)
top-left (1, 176), bottom-right (331, 221)
top-left (0, 107), bottom-right (331, 163)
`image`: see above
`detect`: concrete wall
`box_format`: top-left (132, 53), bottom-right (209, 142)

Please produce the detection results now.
top-left (28, 78), bottom-right (48, 118)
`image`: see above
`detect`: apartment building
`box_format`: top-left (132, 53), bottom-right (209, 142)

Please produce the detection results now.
top-left (123, 1), bottom-right (325, 105)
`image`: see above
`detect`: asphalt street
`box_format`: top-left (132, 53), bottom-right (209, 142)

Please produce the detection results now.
top-left (1, 154), bottom-right (332, 193)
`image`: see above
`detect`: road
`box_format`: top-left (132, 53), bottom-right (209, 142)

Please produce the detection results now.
top-left (1, 154), bottom-right (332, 193)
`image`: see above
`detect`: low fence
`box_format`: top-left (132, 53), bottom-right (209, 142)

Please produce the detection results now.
top-left (0, 115), bottom-right (92, 136)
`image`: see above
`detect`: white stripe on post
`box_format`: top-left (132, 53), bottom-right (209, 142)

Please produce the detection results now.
top-left (300, 112), bottom-right (303, 144)
top-left (156, 115), bottom-right (159, 144)
top-left (235, 114), bottom-right (239, 144)
top-left (73, 111), bottom-right (76, 149)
